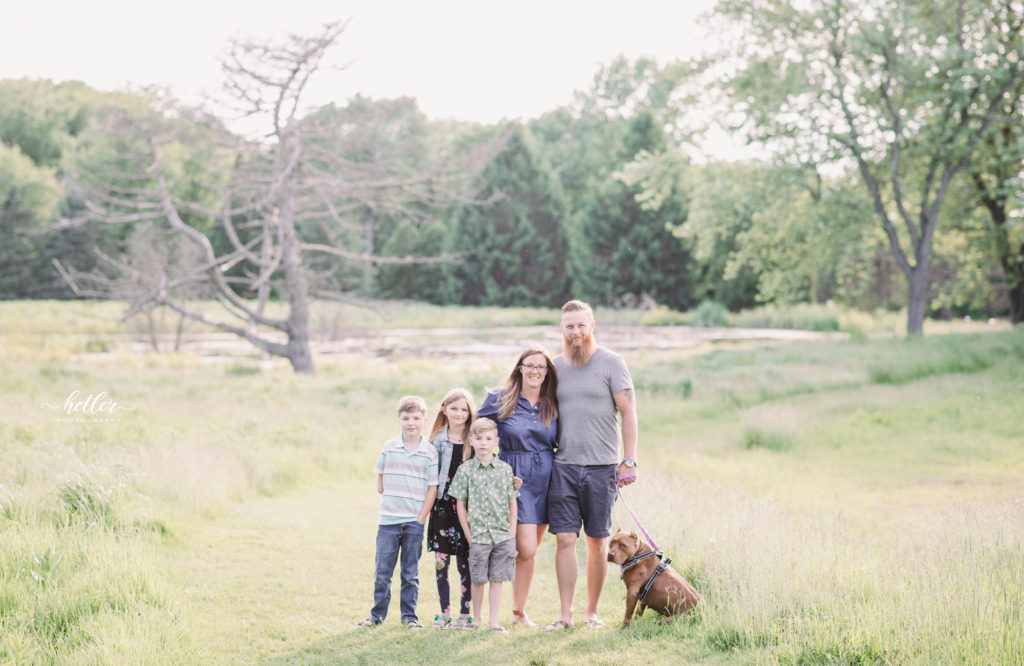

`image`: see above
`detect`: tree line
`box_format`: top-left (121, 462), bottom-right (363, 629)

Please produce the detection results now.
top-left (1, 2), bottom-right (1022, 371)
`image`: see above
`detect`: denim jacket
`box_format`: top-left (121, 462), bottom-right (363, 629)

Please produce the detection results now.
top-left (431, 426), bottom-right (459, 499)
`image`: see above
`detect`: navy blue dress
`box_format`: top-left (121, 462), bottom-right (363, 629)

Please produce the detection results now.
top-left (478, 392), bottom-right (557, 525)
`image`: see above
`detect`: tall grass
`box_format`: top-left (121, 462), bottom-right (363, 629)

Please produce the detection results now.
top-left (619, 477), bottom-right (1024, 664)
top-left (1, 301), bottom-right (1022, 663)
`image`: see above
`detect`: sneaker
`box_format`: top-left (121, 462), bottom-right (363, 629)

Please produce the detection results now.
top-left (431, 614), bottom-right (451, 629)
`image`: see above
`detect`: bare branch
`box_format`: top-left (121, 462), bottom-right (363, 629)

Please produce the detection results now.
top-left (299, 242), bottom-right (461, 265)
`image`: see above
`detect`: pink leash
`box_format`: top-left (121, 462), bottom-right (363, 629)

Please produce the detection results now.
top-left (616, 488), bottom-right (659, 552)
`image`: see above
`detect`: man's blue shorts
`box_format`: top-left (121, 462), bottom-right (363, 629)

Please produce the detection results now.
top-left (547, 462), bottom-right (617, 538)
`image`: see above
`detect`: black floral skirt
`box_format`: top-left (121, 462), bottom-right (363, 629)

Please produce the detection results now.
top-left (426, 494), bottom-right (469, 557)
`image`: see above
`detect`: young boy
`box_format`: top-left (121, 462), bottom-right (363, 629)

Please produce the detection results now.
top-left (449, 417), bottom-right (519, 633)
top-left (359, 395), bottom-right (438, 629)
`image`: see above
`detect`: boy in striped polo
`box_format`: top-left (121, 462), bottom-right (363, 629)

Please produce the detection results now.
top-left (359, 396), bottom-right (438, 629)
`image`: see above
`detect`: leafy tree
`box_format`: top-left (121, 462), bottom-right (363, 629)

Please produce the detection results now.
top-left (446, 124), bottom-right (570, 307)
top-left (964, 53), bottom-right (1024, 323)
top-left (531, 57), bottom-right (699, 309)
top-left (299, 95), bottom-right (452, 298)
top-left (0, 79), bottom-right (97, 168)
top-left (376, 219), bottom-right (447, 302)
top-left (712, 0), bottom-right (1024, 334)
top-left (569, 112), bottom-right (694, 309)
top-left (0, 79), bottom-right (141, 298)
top-left (0, 143), bottom-right (61, 296)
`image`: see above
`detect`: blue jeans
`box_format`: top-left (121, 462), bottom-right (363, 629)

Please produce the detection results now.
top-left (371, 521), bottom-right (424, 623)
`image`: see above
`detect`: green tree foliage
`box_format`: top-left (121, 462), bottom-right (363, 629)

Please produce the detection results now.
top-left (298, 95), bottom-right (444, 297)
top-left (0, 79), bottom-right (97, 167)
top-left (682, 162), bottom-right (885, 308)
top-left (569, 112), bottom-right (694, 309)
top-left (963, 47), bottom-right (1024, 323)
top-left (0, 143), bottom-right (61, 295)
top-left (531, 58), bottom-right (698, 309)
top-left (0, 79), bottom-right (142, 298)
top-left (446, 124), bottom-right (570, 307)
top-left (376, 219), bottom-right (447, 302)
top-left (712, 0), bottom-right (1024, 334)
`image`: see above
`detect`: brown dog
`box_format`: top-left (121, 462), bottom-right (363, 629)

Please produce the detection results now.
top-left (606, 529), bottom-right (701, 627)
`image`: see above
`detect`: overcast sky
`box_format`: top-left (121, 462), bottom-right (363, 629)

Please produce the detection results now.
top-left (3, 0), bottom-right (720, 124)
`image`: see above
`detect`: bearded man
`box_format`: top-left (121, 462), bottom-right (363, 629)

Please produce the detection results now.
top-left (544, 299), bottom-right (638, 631)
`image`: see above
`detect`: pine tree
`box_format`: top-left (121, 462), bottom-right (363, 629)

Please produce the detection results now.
top-left (445, 125), bottom-right (570, 307)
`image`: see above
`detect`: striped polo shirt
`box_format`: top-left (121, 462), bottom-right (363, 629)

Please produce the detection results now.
top-left (374, 434), bottom-right (438, 525)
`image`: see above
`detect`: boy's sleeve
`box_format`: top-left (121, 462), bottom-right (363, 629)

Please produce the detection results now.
top-left (507, 467), bottom-right (520, 500)
top-left (373, 446), bottom-right (387, 475)
top-left (426, 445), bottom-right (438, 485)
top-left (448, 465), bottom-right (468, 501)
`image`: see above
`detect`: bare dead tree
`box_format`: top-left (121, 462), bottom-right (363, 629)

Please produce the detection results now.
top-left (58, 22), bottom-right (499, 373)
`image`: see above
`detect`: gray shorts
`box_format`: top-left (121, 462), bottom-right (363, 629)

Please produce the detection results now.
top-left (468, 538), bottom-right (517, 585)
top-left (547, 462), bottom-right (617, 538)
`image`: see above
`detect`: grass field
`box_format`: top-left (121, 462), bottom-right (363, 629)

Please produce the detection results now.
top-left (1, 301), bottom-right (1022, 664)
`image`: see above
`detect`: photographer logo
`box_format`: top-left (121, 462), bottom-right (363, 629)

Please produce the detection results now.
top-left (41, 390), bottom-right (135, 423)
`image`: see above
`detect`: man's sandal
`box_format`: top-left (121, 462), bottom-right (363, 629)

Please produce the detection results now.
top-left (543, 619), bottom-right (572, 631)
top-left (511, 609), bottom-right (537, 627)
top-left (584, 617), bottom-right (606, 629)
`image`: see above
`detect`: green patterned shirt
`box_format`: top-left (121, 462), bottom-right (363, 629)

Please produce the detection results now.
top-left (448, 456), bottom-right (519, 545)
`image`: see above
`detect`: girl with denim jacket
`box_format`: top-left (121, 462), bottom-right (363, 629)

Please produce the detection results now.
top-left (426, 388), bottom-right (475, 629)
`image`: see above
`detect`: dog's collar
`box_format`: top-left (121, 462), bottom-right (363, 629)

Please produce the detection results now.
top-left (619, 549), bottom-right (663, 578)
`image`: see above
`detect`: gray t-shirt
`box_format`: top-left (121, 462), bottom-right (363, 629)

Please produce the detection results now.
top-left (553, 347), bottom-right (633, 465)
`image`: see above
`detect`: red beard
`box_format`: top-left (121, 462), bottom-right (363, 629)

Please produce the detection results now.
top-left (564, 334), bottom-right (595, 366)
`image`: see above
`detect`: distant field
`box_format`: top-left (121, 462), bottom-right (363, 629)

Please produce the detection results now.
top-left (1, 301), bottom-right (1021, 664)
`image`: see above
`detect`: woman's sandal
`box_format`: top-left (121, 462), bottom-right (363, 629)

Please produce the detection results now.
top-left (431, 614), bottom-right (451, 629)
top-left (543, 619), bottom-right (572, 631)
top-left (511, 609), bottom-right (538, 627)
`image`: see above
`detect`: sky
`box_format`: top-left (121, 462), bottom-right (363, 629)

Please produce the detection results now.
top-left (3, 0), bottom-right (721, 125)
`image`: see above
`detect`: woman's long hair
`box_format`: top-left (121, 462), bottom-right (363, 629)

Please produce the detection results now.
top-left (428, 388), bottom-right (476, 443)
top-left (491, 344), bottom-right (558, 428)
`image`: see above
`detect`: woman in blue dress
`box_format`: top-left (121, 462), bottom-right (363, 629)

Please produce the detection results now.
top-left (477, 344), bottom-right (558, 628)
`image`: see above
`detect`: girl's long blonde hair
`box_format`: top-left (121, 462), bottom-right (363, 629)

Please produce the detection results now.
top-left (428, 388), bottom-right (476, 444)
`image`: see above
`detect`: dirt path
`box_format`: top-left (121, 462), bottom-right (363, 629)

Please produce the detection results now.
top-left (128, 325), bottom-right (846, 362)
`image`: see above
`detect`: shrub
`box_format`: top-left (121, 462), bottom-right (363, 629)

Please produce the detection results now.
top-left (693, 300), bottom-right (730, 328)
top-left (742, 428), bottom-right (790, 452)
